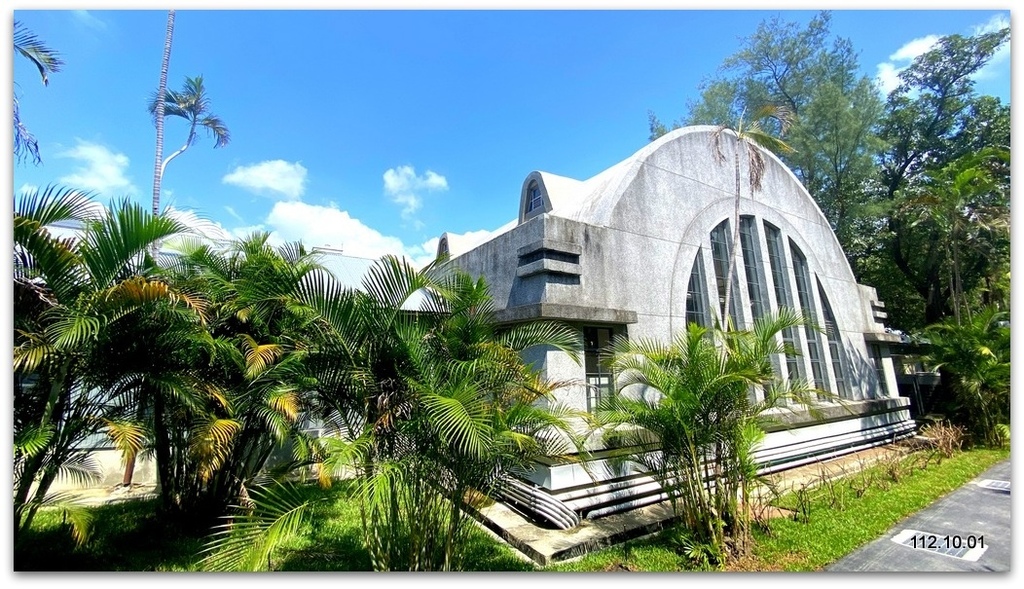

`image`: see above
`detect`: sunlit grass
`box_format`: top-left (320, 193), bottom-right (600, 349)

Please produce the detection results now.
top-left (547, 447), bottom-right (1009, 572)
top-left (16, 479), bottom-right (532, 572)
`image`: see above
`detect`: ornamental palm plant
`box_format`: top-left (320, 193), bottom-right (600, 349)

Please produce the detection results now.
top-left (149, 233), bottom-right (325, 525)
top-left (13, 187), bottom-right (198, 543)
top-left (200, 257), bottom-right (583, 571)
top-left (595, 308), bottom-right (815, 564)
top-left (922, 306), bottom-right (1010, 448)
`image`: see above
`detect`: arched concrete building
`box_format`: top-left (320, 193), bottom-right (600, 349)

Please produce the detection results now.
top-left (438, 126), bottom-right (913, 527)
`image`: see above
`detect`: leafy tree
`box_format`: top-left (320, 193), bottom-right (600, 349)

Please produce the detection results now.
top-left (653, 12), bottom-right (883, 250)
top-left (897, 149), bottom-right (1009, 324)
top-left (595, 309), bottom-right (816, 565)
top-left (867, 27), bottom-right (1010, 327)
top-left (13, 187), bottom-right (195, 543)
top-left (13, 20), bottom-right (64, 165)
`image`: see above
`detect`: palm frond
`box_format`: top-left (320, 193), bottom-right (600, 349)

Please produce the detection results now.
top-left (14, 424), bottom-right (54, 458)
top-left (189, 418), bottom-right (241, 483)
top-left (14, 21), bottom-right (64, 85)
top-left (101, 419), bottom-right (150, 466)
top-left (199, 482), bottom-right (317, 571)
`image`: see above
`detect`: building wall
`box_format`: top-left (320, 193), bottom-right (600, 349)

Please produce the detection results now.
top-left (453, 128), bottom-right (897, 412)
top-left (446, 127), bottom-right (913, 506)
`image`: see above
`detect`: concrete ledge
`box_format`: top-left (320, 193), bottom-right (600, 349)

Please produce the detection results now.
top-left (471, 495), bottom-right (680, 566)
top-left (864, 331), bottom-right (903, 343)
top-left (517, 238), bottom-right (582, 257)
top-left (494, 303), bottom-right (638, 325)
top-left (516, 259), bottom-right (581, 278)
top-left (763, 397), bottom-right (910, 431)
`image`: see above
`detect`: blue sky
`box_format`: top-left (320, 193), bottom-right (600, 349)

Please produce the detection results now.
top-left (9, 5), bottom-right (1012, 267)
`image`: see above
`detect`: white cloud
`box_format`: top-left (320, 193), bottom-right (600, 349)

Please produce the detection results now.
top-left (222, 160), bottom-right (308, 200)
top-left (223, 205), bottom-right (245, 224)
top-left (874, 34), bottom-right (940, 95)
top-left (973, 13), bottom-right (1010, 35)
top-left (262, 200), bottom-right (420, 263)
top-left (446, 228), bottom-right (505, 252)
top-left (58, 139), bottom-right (137, 197)
top-left (18, 183), bottom-right (38, 196)
top-left (72, 10), bottom-right (107, 30)
top-left (229, 224), bottom-right (269, 241)
top-left (889, 35), bottom-right (940, 63)
top-left (874, 63), bottom-right (902, 96)
top-left (382, 165), bottom-right (449, 218)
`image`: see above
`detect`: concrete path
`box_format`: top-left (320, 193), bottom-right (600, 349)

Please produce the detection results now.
top-left (826, 458), bottom-right (1011, 572)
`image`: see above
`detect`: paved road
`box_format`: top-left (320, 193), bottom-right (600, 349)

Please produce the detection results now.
top-left (827, 458), bottom-right (1011, 572)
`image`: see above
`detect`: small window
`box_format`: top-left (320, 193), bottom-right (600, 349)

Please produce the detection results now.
top-left (526, 182), bottom-right (544, 213)
top-left (869, 343), bottom-right (890, 397)
top-left (438, 237), bottom-right (449, 256)
top-left (584, 326), bottom-right (615, 412)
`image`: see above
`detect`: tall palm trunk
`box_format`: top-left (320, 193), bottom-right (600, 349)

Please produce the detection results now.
top-left (128, 9), bottom-right (174, 488)
top-left (151, 10), bottom-right (175, 217)
top-left (722, 142), bottom-right (742, 329)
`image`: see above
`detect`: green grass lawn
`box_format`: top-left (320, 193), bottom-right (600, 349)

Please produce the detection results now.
top-left (14, 447), bottom-right (1008, 572)
top-left (14, 479), bottom-right (532, 572)
top-left (547, 446), bottom-right (1009, 572)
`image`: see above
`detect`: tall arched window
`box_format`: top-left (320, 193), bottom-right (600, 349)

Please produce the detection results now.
top-left (790, 241), bottom-right (829, 396)
top-left (817, 279), bottom-right (850, 398)
top-left (709, 220), bottom-right (741, 328)
top-left (685, 247), bottom-right (710, 327)
top-left (739, 216), bottom-right (768, 321)
top-left (764, 222), bottom-right (803, 384)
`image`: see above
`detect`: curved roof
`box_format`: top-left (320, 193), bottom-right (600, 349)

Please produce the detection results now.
top-left (532, 125), bottom-right (831, 229)
top-left (439, 125), bottom-right (842, 267)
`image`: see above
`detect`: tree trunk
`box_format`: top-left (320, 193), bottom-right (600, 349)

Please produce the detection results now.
top-left (120, 400), bottom-right (147, 487)
top-left (151, 10), bottom-right (175, 217)
top-left (153, 392), bottom-right (175, 512)
top-left (722, 141), bottom-right (742, 329)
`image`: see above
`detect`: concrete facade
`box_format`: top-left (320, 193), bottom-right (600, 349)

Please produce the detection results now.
top-left (438, 126), bottom-right (914, 526)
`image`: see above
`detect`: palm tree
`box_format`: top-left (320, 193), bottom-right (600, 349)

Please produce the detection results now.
top-left (136, 233), bottom-right (327, 524)
top-left (595, 309), bottom-right (815, 565)
top-left (200, 258), bottom-right (584, 571)
top-left (901, 148), bottom-right (1009, 324)
top-left (151, 10), bottom-right (175, 216)
top-left (149, 74), bottom-right (230, 205)
top-left (14, 20), bottom-right (64, 165)
top-left (922, 306), bottom-right (1010, 447)
top-left (710, 105), bottom-right (795, 327)
top-left (13, 187), bottom-right (197, 543)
